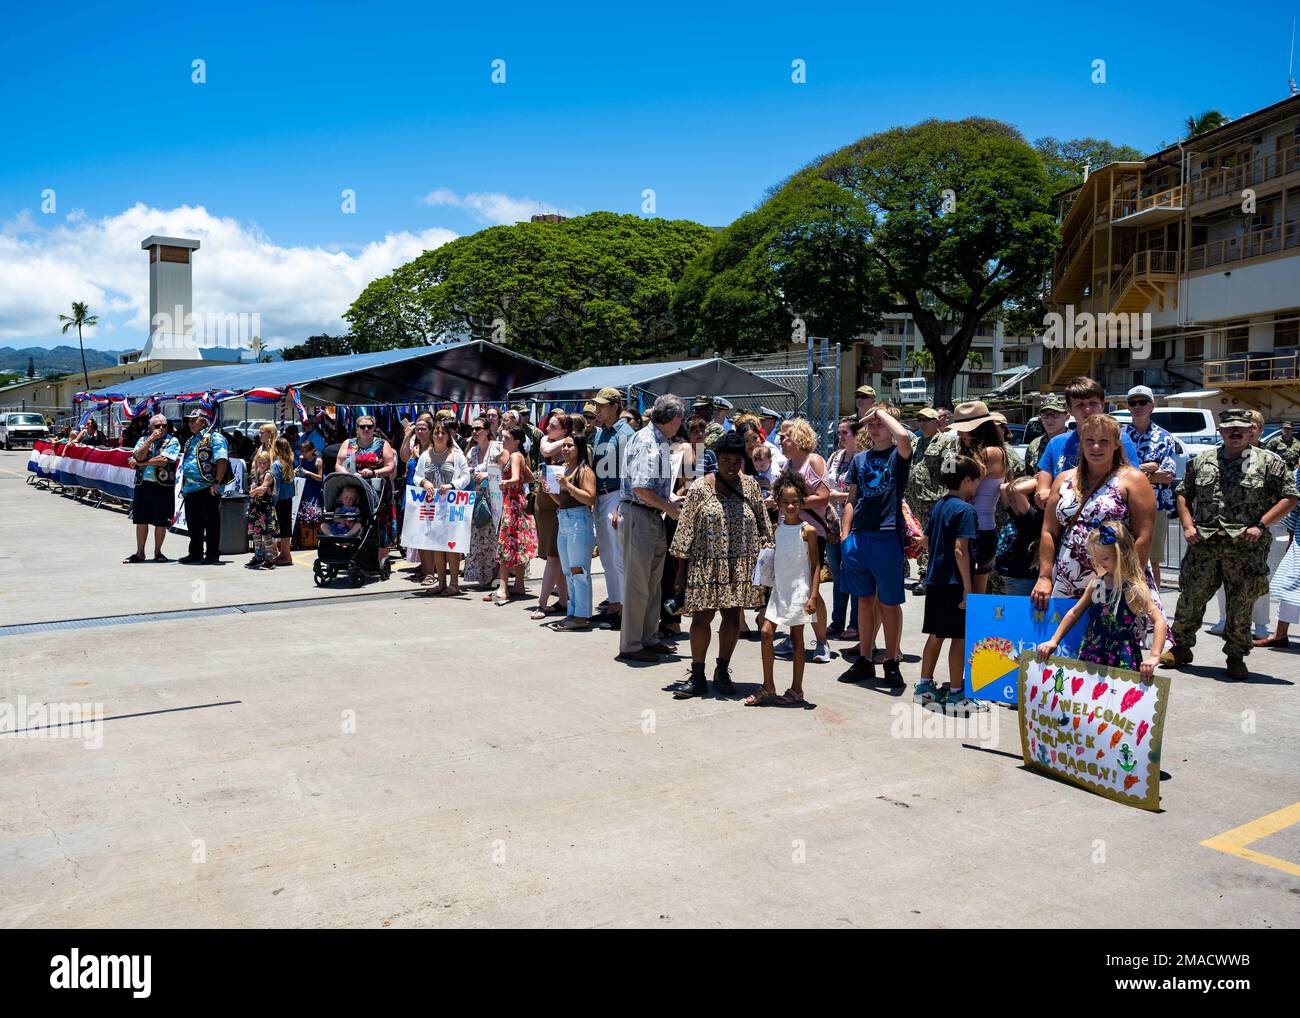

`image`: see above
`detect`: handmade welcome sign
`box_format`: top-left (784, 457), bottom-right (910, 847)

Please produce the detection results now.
top-left (402, 486), bottom-right (475, 552)
top-left (963, 595), bottom-right (1087, 703)
top-left (1017, 652), bottom-right (1170, 812)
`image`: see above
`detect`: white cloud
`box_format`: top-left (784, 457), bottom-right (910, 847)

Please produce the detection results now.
top-left (419, 188), bottom-right (573, 225)
top-left (0, 203), bottom-right (457, 350)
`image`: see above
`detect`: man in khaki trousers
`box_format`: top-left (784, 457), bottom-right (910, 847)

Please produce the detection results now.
top-left (617, 394), bottom-right (684, 663)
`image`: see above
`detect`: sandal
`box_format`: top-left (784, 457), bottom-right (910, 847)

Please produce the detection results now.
top-left (1253, 635), bottom-right (1290, 648)
top-left (123, 553), bottom-right (146, 564)
top-left (492, 592), bottom-right (511, 606)
top-left (775, 688), bottom-right (806, 706)
top-left (153, 552), bottom-right (171, 563)
top-left (550, 618), bottom-right (590, 631)
top-left (743, 689), bottom-right (775, 706)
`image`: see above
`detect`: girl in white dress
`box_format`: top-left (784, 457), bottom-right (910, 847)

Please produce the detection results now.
top-left (746, 472), bottom-right (821, 707)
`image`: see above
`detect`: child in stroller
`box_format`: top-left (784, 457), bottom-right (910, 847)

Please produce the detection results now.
top-left (313, 472), bottom-right (392, 587)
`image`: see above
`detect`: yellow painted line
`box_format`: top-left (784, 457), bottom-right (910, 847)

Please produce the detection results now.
top-left (1201, 801), bottom-right (1300, 878)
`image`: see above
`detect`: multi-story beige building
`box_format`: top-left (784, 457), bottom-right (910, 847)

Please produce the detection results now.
top-left (1047, 94), bottom-right (1300, 417)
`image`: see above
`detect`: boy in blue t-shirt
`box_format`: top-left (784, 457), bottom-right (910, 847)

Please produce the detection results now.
top-left (837, 405), bottom-right (913, 689)
top-left (915, 454), bottom-right (985, 716)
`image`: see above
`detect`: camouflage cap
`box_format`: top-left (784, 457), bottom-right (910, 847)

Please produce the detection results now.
top-left (592, 386), bottom-right (622, 406)
top-left (1040, 394), bottom-right (1068, 413)
top-left (435, 408), bottom-right (457, 421)
top-left (582, 402), bottom-right (597, 415)
top-left (1218, 408), bottom-right (1253, 428)
top-left (511, 401), bottom-right (530, 414)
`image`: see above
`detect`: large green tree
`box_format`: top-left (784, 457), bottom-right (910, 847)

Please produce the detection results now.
top-left (346, 212), bottom-right (716, 368)
top-left (1184, 110), bottom-right (1229, 139)
top-left (673, 178), bottom-right (888, 354)
top-left (1034, 136), bottom-right (1145, 194)
top-left (676, 118), bottom-right (1060, 408)
top-left (282, 334), bottom-right (356, 361)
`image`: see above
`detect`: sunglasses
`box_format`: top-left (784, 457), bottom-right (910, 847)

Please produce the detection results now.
top-left (1127, 399), bottom-right (1151, 407)
top-left (357, 424), bottom-right (374, 429)
top-left (471, 425), bottom-right (484, 432)
top-left (583, 412), bottom-right (596, 419)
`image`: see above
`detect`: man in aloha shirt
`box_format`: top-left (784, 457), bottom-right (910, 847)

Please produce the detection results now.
top-left (1122, 385), bottom-right (1178, 588)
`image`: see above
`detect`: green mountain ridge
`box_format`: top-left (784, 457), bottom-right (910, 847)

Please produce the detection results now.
top-left (0, 346), bottom-right (127, 376)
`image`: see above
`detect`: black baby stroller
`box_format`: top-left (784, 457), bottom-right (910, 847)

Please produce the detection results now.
top-left (313, 472), bottom-right (392, 587)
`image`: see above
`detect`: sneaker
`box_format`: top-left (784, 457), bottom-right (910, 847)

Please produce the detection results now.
top-left (841, 628), bottom-right (858, 642)
top-left (812, 641), bottom-right (832, 664)
top-left (913, 679), bottom-right (940, 705)
top-left (837, 657), bottom-right (876, 684)
top-left (937, 689), bottom-right (979, 717)
top-left (882, 659), bottom-right (904, 689)
top-left (1208, 622), bottom-right (1225, 636)
top-left (773, 636), bottom-right (794, 660)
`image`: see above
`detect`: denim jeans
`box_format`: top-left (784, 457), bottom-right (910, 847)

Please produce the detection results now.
top-left (825, 538), bottom-right (859, 632)
top-left (557, 506), bottom-right (596, 619)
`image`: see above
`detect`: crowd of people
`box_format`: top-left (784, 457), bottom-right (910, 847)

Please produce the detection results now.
top-left (92, 372), bottom-right (1300, 708)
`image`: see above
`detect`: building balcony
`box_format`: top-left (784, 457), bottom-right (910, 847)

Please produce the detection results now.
top-left (1187, 221), bottom-right (1300, 271)
top-left (1107, 184), bottom-right (1186, 225)
top-left (1190, 144), bottom-right (1300, 205)
top-left (1204, 351), bottom-right (1300, 387)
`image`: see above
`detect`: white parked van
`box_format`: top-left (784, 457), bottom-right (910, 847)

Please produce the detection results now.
top-left (893, 377), bottom-right (929, 405)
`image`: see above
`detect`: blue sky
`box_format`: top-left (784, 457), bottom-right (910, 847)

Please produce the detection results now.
top-left (2, 0), bottom-right (1297, 349)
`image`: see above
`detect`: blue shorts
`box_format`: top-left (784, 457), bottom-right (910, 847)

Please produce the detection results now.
top-left (841, 530), bottom-right (906, 606)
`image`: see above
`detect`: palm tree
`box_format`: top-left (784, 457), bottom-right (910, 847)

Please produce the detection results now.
top-left (1184, 110), bottom-right (1229, 139)
top-left (57, 301), bottom-right (99, 390)
top-left (906, 348), bottom-right (934, 373)
top-left (966, 350), bottom-right (984, 370)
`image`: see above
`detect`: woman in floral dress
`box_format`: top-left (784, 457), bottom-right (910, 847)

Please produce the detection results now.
top-left (491, 425), bottom-right (537, 605)
top-left (1032, 414), bottom-right (1171, 649)
top-left (463, 415), bottom-right (504, 589)
top-left (668, 432), bottom-right (772, 698)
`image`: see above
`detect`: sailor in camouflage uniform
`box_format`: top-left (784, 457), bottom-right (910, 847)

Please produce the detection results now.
top-left (1162, 408), bottom-right (1299, 680)
top-left (1264, 421), bottom-right (1300, 470)
top-left (905, 408), bottom-right (943, 588)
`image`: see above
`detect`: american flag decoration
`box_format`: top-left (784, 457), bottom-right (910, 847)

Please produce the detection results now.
top-left (288, 386), bottom-right (309, 424)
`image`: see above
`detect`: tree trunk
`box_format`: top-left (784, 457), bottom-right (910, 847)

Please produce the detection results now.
top-left (78, 324), bottom-right (89, 391)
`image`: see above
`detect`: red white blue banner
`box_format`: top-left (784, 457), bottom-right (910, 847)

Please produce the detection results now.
top-left (28, 441), bottom-right (137, 501)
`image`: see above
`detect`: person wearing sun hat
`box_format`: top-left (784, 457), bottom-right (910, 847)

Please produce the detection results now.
top-left (1161, 408), bottom-right (1299, 680)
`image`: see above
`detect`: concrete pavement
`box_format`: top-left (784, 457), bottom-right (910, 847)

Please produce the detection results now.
top-left (1, 449), bottom-right (1297, 928)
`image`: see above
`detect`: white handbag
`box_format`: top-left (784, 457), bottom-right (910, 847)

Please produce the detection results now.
top-left (753, 546), bottom-right (775, 587)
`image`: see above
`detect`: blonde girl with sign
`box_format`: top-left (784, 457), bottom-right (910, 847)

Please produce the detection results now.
top-left (746, 471), bottom-right (820, 707)
top-left (245, 449), bottom-right (279, 569)
top-left (1036, 522), bottom-right (1166, 680)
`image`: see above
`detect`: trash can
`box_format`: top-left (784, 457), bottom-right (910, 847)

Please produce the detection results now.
top-left (220, 494), bottom-right (249, 555)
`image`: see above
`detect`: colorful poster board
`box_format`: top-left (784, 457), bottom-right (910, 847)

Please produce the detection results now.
top-left (964, 594), bottom-right (1087, 703)
top-left (401, 485), bottom-right (475, 552)
top-left (1017, 653), bottom-right (1170, 811)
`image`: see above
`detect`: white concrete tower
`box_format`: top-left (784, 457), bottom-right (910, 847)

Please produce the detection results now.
top-left (140, 235), bottom-right (201, 361)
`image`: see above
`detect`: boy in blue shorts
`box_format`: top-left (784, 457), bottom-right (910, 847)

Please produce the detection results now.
top-left (837, 404), bottom-right (913, 688)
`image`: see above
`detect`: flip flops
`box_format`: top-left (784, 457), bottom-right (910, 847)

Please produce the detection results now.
top-left (123, 553), bottom-right (146, 564)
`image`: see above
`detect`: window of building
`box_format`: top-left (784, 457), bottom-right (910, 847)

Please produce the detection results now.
top-left (1276, 315), bottom-right (1299, 350)
top-left (1185, 335), bottom-right (1204, 361)
top-left (1226, 323), bottom-right (1249, 355)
